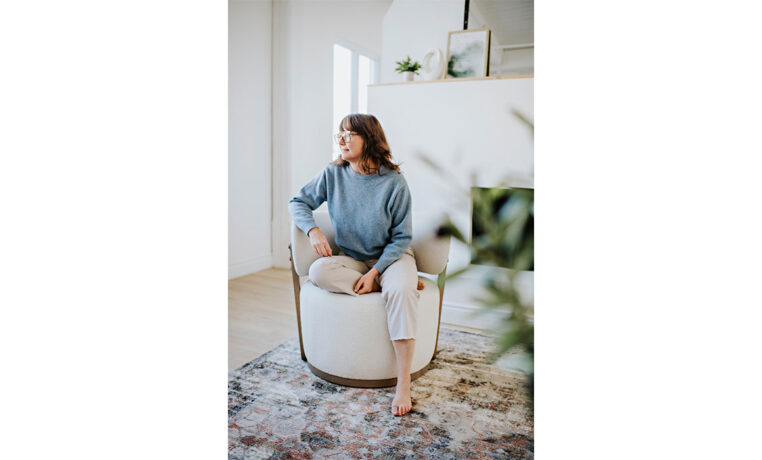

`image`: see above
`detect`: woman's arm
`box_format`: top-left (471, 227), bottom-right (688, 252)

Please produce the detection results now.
top-left (288, 168), bottom-right (328, 236)
top-left (372, 180), bottom-right (413, 275)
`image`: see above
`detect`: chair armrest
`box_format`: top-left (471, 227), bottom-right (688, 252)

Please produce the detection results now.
top-left (411, 233), bottom-right (450, 275)
top-left (409, 212), bottom-right (451, 275)
top-left (290, 211), bottom-right (338, 276)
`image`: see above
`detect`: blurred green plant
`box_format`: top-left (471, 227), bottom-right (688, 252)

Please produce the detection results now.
top-left (418, 109), bottom-right (534, 400)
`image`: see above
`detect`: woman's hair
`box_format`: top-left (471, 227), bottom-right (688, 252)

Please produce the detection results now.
top-left (330, 113), bottom-right (401, 175)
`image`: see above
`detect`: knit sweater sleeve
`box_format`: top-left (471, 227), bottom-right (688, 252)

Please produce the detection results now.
top-left (288, 168), bottom-right (328, 236)
top-left (373, 178), bottom-right (413, 275)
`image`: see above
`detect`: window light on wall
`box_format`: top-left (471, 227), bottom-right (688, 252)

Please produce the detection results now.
top-left (332, 43), bottom-right (377, 159)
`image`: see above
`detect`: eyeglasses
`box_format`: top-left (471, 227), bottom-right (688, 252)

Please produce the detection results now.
top-left (333, 131), bottom-right (357, 144)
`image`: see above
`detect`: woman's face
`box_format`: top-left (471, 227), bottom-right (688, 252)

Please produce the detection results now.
top-left (339, 125), bottom-right (364, 162)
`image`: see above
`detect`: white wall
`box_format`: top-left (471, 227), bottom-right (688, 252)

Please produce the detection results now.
top-left (368, 77), bottom-right (534, 328)
top-left (381, 0), bottom-right (464, 84)
top-left (229, 0), bottom-right (273, 278)
top-left (271, 0), bottom-right (392, 269)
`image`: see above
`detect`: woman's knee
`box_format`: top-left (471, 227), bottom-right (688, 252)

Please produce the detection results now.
top-left (308, 257), bottom-right (334, 288)
top-left (382, 279), bottom-right (418, 298)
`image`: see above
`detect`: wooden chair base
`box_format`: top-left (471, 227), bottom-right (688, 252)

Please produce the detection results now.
top-left (306, 361), bottom-right (432, 388)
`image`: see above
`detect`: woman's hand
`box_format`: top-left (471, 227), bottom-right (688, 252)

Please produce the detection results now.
top-left (354, 268), bottom-right (380, 295)
top-left (308, 227), bottom-right (332, 257)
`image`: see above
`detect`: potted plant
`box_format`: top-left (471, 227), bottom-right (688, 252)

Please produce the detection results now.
top-left (394, 55), bottom-right (422, 82)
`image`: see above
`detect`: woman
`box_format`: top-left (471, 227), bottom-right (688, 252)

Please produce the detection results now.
top-left (288, 113), bottom-right (423, 416)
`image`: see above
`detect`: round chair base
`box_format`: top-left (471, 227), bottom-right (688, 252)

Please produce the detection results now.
top-left (298, 278), bottom-right (442, 384)
top-left (307, 360), bottom-right (433, 388)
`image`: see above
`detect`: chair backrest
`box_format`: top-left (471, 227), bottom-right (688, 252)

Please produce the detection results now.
top-left (290, 210), bottom-right (450, 276)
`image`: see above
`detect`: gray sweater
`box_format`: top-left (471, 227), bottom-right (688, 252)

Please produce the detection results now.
top-left (288, 163), bottom-right (412, 275)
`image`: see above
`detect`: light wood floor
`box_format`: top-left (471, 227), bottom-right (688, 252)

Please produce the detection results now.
top-left (229, 267), bottom-right (488, 370)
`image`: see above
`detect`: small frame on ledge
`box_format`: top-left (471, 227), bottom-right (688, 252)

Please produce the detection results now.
top-left (446, 28), bottom-right (491, 79)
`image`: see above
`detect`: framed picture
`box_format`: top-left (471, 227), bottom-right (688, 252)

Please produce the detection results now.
top-left (445, 29), bottom-right (491, 79)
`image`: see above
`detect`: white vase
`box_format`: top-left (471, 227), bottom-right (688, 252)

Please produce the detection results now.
top-left (420, 48), bottom-right (445, 80)
top-left (402, 71), bottom-right (414, 82)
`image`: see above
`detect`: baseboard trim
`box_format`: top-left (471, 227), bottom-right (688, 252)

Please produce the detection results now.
top-left (441, 301), bottom-right (508, 331)
top-left (229, 254), bottom-right (273, 279)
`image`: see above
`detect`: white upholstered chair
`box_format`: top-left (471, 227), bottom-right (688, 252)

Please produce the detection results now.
top-left (288, 210), bottom-right (450, 388)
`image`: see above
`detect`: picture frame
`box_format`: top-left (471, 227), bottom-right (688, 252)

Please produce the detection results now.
top-left (445, 28), bottom-right (491, 79)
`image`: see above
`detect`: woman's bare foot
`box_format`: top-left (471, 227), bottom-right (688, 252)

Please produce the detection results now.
top-left (391, 379), bottom-right (413, 416)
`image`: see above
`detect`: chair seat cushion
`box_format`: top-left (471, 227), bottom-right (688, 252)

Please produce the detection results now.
top-left (299, 276), bottom-right (441, 380)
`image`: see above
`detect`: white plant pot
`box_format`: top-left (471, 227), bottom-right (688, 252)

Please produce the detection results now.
top-left (402, 71), bottom-right (415, 82)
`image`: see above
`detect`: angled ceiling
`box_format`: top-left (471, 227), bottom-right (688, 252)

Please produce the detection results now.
top-left (470, 0), bottom-right (534, 46)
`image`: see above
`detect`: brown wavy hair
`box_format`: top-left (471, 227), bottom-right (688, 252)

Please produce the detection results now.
top-left (330, 114), bottom-right (401, 175)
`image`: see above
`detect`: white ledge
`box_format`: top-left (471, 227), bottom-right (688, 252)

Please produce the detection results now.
top-left (369, 74), bottom-right (534, 87)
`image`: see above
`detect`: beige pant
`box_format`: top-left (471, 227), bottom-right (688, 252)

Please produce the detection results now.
top-left (308, 247), bottom-right (420, 341)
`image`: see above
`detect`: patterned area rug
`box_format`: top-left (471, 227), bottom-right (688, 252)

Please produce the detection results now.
top-left (228, 327), bottom-right (533, 459)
